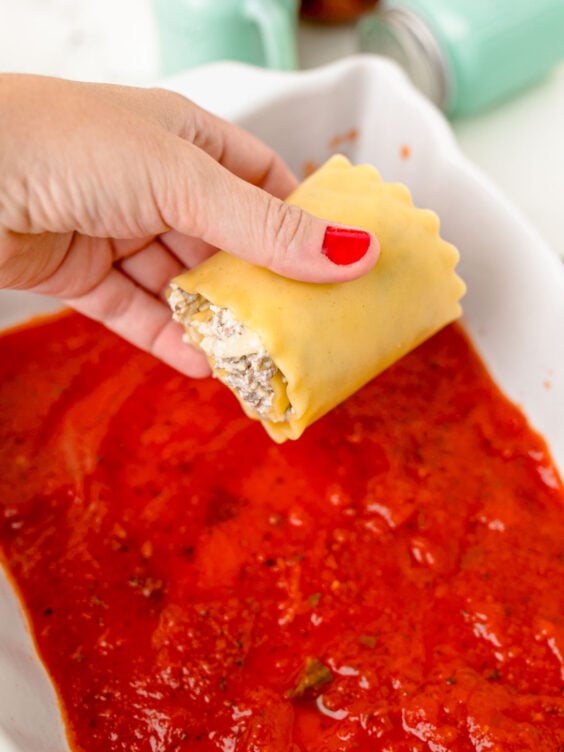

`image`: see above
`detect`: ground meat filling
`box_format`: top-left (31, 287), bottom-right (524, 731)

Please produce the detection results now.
top-left (168, 285), bottom-right (288, 421)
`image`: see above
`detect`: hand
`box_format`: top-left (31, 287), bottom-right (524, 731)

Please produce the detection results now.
top-left (0, 74), bottom-right (379, 376)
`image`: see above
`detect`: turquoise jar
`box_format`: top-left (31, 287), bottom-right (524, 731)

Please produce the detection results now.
top-left (358, 0), bottom-right (564, 117)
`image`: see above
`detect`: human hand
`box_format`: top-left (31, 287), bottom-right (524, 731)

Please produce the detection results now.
top-left (0, 74), bottom-right (379, 376)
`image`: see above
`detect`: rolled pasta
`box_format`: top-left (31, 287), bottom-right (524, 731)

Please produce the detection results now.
top-left (168, 155), bottom-right (465, 442)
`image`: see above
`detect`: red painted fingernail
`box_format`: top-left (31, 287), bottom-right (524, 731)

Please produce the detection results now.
top-left (322, 226), bottom-right (371, 265)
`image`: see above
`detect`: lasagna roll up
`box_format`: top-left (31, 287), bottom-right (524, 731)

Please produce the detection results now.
top-left (168, 155), bottom-right (465, 442)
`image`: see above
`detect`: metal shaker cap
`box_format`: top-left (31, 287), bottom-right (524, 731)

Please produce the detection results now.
top-left (358, 7), bottom-right (450, 111)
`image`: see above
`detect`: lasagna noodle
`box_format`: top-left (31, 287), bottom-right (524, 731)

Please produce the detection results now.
top-left (168, 155), bottom-right (465, 442)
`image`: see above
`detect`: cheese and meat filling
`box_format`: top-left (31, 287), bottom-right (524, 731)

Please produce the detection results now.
top-left (168, 286), bottom-right (290, 422)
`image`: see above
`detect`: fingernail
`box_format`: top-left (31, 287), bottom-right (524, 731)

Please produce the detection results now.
top-left (322, 226), bottom-right (372, 265)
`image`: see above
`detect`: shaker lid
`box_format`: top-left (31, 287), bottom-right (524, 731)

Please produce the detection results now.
top-left (359, 7), bottom-right (449, 111)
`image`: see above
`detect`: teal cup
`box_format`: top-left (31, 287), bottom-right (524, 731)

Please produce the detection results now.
top-left (152, 0), bottom-right (299, 74)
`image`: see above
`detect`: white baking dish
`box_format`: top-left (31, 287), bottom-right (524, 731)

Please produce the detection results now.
top-left (1, 55), bottom-right (563, 752)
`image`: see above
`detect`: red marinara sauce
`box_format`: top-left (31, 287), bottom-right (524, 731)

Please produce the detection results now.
top-left (0, 312), bottom-right (563, 752)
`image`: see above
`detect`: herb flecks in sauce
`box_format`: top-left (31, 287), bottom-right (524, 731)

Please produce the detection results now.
top-left (0, 313), bottom-right (563, 751)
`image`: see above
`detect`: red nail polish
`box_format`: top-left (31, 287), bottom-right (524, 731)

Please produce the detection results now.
top-left (322, 226), bottom-right (371, 265)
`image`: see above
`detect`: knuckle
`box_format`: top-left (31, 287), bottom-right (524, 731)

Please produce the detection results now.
top-left (263, 198), bottom-right (306, 271)
top-left (147, 86), bottom-right (191, 111)
top-left (146, 87), bottom-right (197, 135)
top-left (187, 107), bottom-right (225, 161)
top-left (146, 86), bottom-right (173, 100)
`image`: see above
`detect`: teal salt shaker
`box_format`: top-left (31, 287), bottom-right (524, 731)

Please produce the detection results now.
top-left (358, 0), bottom-right (564, 117)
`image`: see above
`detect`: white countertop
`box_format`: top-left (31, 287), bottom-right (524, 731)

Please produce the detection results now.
top-left (1, 0), bottom-right (563, 260)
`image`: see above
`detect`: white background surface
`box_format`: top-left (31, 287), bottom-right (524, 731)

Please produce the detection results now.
top-left (0, 0), bottom-right (563, 261)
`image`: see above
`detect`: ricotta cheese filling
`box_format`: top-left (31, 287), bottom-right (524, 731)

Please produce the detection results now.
top-left (168, 284), bottom-right (289, 421)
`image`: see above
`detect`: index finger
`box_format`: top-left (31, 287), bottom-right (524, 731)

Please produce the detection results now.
top-left (65, 267), bottom-right (211, 378)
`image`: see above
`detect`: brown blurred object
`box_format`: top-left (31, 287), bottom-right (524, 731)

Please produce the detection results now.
top-left (300, 0), bottom-right (379, 23)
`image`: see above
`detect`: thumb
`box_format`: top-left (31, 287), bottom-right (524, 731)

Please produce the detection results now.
top-left (164, 141), bottom-right (380, 283)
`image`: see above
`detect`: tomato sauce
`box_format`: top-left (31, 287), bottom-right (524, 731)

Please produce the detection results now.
top-left (0, 312), bottom-right (563, 751)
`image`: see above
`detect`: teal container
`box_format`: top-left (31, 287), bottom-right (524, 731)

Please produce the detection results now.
top-left (152, 0), bottom-right (298, 75)
top-left (358, 0), bottom-right (564, 117)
